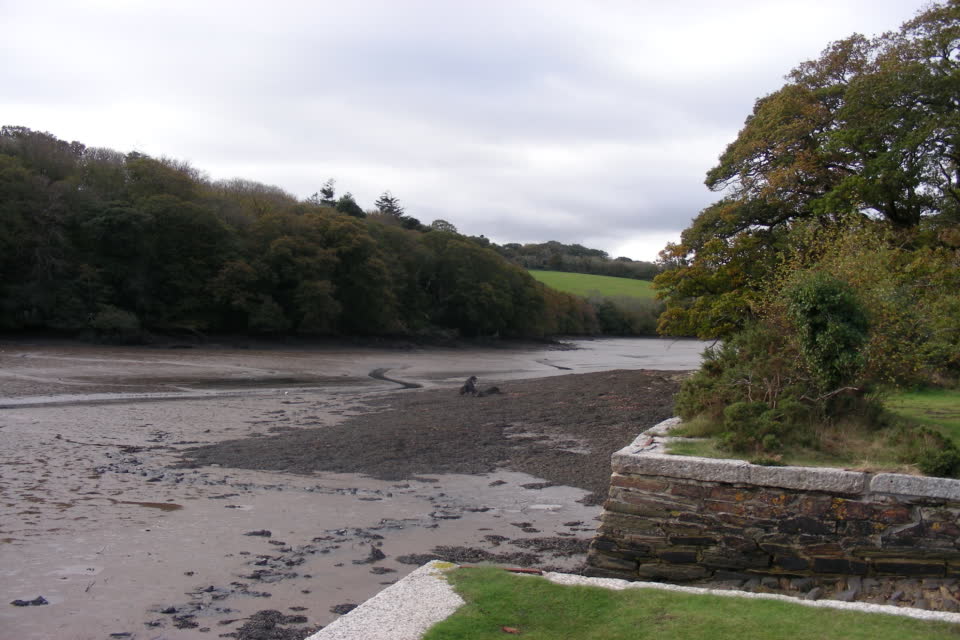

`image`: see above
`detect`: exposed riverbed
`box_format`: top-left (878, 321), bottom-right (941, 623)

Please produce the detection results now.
top-left (0, 338), bottom-right (703, 640)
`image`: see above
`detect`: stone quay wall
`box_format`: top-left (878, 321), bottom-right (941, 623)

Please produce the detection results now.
top-left (586, 418), bottom-right (960, 584)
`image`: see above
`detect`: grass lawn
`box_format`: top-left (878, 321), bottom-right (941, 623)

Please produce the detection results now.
top-left (886, 389), bottom-right (960, 444)
top-left (423, 567), bottom-right (958, 639)
top-left (528, 270), bottom-right (655, 300)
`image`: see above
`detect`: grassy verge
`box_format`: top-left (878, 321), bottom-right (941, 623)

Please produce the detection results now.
top-left (423, 567), bottom-right (957, 639)
top-left (667, 390), bottom-right (960, 473)
top-left (528, 270), bottom-right (655, 299)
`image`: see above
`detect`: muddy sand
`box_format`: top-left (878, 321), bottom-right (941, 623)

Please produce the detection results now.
top-left (0, 339), bottom-right (695, 640)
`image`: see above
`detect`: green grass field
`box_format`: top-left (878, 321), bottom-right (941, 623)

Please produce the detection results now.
top-left (423, 567), bottom-right (956, 640)
top-left (886, 389), bottom-right (960, 443)
top-left (528, 270), bottom-right (655, 299)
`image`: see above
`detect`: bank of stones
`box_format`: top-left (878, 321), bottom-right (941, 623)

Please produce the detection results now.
top-left (586, 418), bottom-right (960, 611)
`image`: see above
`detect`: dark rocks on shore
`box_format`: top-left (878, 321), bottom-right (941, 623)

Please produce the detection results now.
top-left (330, 603), bottom-right (357, 615)
top-left (176, 370), bottom-right (682, 503)
top-left (225, 610), bottom-right (319, 640)
top-left (10, 596), bottom-right (48, 607)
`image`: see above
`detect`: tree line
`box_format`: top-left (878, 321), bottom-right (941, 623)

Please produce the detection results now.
top-left (655, 1), bottom-right (960, 469)
top-left (0, 126), bottom-right (611, 340)
top-left (491, 240), bottom-right (660, 281)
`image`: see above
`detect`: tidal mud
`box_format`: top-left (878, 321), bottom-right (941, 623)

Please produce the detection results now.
top-left (0, 339), bottom-right (698, 639)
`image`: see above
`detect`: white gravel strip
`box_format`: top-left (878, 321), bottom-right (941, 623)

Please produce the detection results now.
top-left (307, 560), bottom-right (464, 640)
top-left (543, 572), bottom-right (960, 624)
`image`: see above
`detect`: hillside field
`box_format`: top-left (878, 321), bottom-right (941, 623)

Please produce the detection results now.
top-left (528, 270), bottom-right (656, 299)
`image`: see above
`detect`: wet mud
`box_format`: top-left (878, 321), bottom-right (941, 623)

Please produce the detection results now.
top-left (0, 340), bottom-right (698, 640)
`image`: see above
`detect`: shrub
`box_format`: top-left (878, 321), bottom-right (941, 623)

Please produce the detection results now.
top-left (785, 271), bottom-right (868, 392)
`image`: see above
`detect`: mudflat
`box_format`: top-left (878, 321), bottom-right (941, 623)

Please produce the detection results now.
top-left (0, 339), bottom-right (697, 640)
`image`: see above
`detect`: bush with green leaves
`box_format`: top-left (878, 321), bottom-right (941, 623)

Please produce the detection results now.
top-left (785, 272), bottom-right (868, 391)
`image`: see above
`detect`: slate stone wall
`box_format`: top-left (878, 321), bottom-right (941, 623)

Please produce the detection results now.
top-left (587, 418), bottom-right (960, 583)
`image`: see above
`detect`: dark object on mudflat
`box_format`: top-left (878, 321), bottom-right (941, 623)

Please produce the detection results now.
top-left (173, 615), bottom-right (199, 629)
top-left (477, 386), bottom-right (501, 397)
top-left (330, 603), bottom-right (358, 615)
top-left (370, 566), bottom-right (396, 574)
top-left (352, 545), bottom-right (386, 565)
top-left (11, 596), bottom-right (48, 607)
top-left (226, 609), bottom-right (318, 640)
top-left (244, 530), bottom-right (272, 537)
top-left (459, 375), bottom-right (479, 396)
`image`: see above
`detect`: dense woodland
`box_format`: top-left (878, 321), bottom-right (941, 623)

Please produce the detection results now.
top-left (656, 2), bottom-right (960, 470)
top-left (0, 127), bottom-right (623, 339)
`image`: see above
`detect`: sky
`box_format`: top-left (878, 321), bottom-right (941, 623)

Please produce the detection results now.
top-left (2, 0), bottom-right (934, 261)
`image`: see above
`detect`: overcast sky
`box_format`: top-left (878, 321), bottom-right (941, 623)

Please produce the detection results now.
top-left (2, 0), bottom-right (932, 261)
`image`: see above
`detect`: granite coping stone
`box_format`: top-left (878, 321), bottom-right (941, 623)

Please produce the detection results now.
top-left (614, 418), bottom-right (960, 500)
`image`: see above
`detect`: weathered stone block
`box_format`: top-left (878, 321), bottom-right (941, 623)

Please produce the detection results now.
top-left (669, 481), bottom-right (706, 499)
top-left (799, 495), bottom-right (833, 518)
top-left (831, 498), bottom-right (876, 521)
top-left (658, 548), bottom-right (699, 564)
top-left (598, 511), bottom-right (664, 535)
top-left (709, 485), bottom-right (750, 502)
top-left (805, 542), bottom-right (844, 557)
top-left (701, 550), bottom-right (771, 570)
top-left (875, 505), bottom-right (912, 524)
top-left (635, 563), bottom-right (709, 581)
top-left (837, 520), bottom-right (886, 537)
top-left (611, 473), bottom-right (669, 492)
top-left (704, 499), bottom-right (747, 516)
top-left (928, 521), bottom-right (960, 538)
top-left (668, 535), bottom-right (717, 547)
top-left (811, 557), bottom-right (867, 575)
top-left (749, 465), bottom-right (866, 494)
top-left (871, 474), bottom-right (960, 501)
top-left (612, 451), bottom-right (751, 484)
top-left (588, 551), bottom-right (639, 572)
top-left (774, 556), bottom-right (810, 572)
top-left (676, 512), bottom-right (717, 527)
top-left (873, 559), bottom-right (946, 576)
top-left (601, 498), bottom-right (674, 521)
top-left (759, 542), bottom-right (797, 556)
top-left (721, 535), bottom-right (759, 552)
top-left (918, 506), bottom-right (960, 523)
top-left (778, 516), bottom-right (834, 536)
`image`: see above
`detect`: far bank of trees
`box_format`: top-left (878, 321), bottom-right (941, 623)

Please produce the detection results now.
top-left (0, 126), bottom-right (610, 340)
top-left (491, 240), bottom-right (660, 280)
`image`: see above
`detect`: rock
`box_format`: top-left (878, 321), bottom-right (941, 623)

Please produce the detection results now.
top-left (760, 577), bottom-right (780, 590)
top-left (352, 545), bottom-right (387, 565)
top-left (914, 599), bottom-right (930, 610)
top-left (330, 603), bottom-right (357, 615)
top-left (833, 589), bottom-right (859, 602)
top-left (791, 578), bottom-right (814, 592)
top-left (10, 596), bottom-right (48, 607)
top-left (805, 587), bottom-right (824, 601)
top-left (244, 530), bottom-right (272, 537)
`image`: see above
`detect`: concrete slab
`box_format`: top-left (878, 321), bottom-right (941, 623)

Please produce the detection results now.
top-left (307, 561), bottom-right (463, 640)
